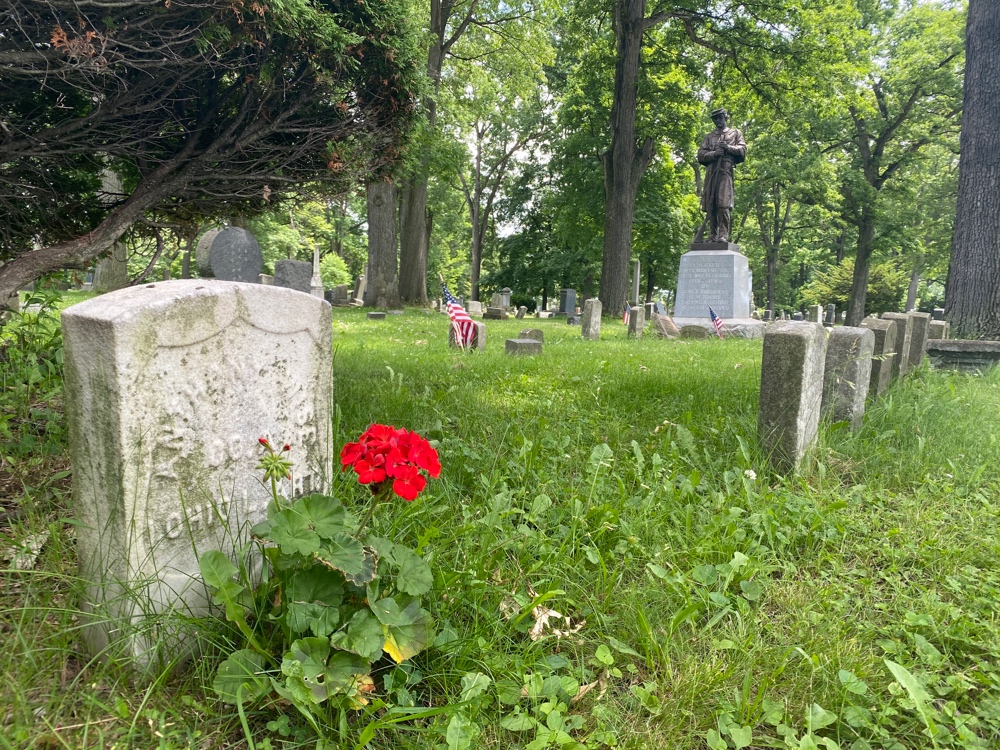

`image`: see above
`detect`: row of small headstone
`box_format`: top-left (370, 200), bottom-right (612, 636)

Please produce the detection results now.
top-left (758, 310), bottom-right (939, 472)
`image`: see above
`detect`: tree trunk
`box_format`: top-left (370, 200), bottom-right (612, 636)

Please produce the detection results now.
top-left (766, 243), bottom-right (777, 314)
top-left (399, 176), bottom-right (430, 304)
top-left (946, 0), bottom-right (1000, 338)
top-left (365, 180), bottom-right (400, 309)
top-left (906, 267), bottom-right (920, 311)
top-left (846, 211), bottom-right (876, 325)
top-left (599, 0), bottom-right (654, 317)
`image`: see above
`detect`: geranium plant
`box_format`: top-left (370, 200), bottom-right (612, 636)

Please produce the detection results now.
top-left (198, 427), bottom-right (439, 742)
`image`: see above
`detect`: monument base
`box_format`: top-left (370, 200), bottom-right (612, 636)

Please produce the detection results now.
top-left (672, 317), bottom-right (766, 339)
top-left (673, 243), bottom-right (753, 321)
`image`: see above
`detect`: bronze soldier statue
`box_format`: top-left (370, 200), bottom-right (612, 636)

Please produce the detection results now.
top-left (695, 107), bottom-right (747, 243)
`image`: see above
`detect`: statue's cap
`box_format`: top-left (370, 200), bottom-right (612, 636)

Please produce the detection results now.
top-left (710, 107), bottom-right (728, 118)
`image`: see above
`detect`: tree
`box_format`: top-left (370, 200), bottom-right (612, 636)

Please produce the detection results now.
top-left (946, 0), bottom-right (1000, 338)
top-left (0, 0), bottom-right (420, 303)
top-left (365, 180), bottom-right (401, 308)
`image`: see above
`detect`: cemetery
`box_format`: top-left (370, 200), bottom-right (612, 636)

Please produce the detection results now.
top-left (4, 0), bottom-right (1000, 748)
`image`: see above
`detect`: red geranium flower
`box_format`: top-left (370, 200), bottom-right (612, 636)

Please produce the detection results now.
top-left (341, 424), bottom-right (441, 501)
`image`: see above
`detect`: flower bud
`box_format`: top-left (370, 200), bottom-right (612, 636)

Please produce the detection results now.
top-left (283, 443), bottom-right (291, 452)
top-left (258, 437), bottom-right (269, 446)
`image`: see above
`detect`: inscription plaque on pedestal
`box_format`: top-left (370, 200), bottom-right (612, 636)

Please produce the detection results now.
top-left (672, 242), bottom-right (761, 337)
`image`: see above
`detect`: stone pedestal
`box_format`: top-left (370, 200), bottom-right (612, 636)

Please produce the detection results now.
top-left (581, 299), bottom-right (602, 340)
top-left (673, 243), bottom-right (762, 336)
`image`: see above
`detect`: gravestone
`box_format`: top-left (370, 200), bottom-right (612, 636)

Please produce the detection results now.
top-left (62, 281), bottom-right (332, 670)
top-left (860, 319), bottom-right (897, 397)
top-left (93, 243), bottom-right (130, 293)
top-left (822, 327), bottom-right (874, 431)
top-left (926, 340), bottom-right (1000, 373)
top-left (780, 311), bottom-right (788, 321)
top-left (680, 325), bottom-right (708, 339)
top-left (196, 228), bottom-right (263, 283)
top-left (520, 328), bottom-right (544, 342)
top-left (326, 285), bottom-right (349, 305)
top-left (758, 322), bottom-right (827, 471)
top-left (273, 259), bottom-right (313, 294)
top-left (907, 312), bottom-right (932, 369)
top-left (672, 243), bottom-right (760, 333)
top-left (467, 300), bottom-right (484, 316)
top-left (490, 292), bottom-right (502, 308)
top-left (632, 260), bottom-right (641, 306)
top-left (516, 306), bottom-right (527, 320)
top-left (449, 321), bottom-right (486, 350)
top-left (484, 307), bottom-right (508, 320)
top-left (627, 302), bottom-right (645, 338)
top-left (763, 310), bottom-right (773, 322)
top-left (809, 305), bottom-right (823, 323)
top-left (367, 312), bottom-right (386, 320)
top-left (880, 313), bottom-right (914, 380)
top-left (650, 314), bottom-right (680, 339)
top-left (506, 338), bottom-right (542, 356)
top-left (792, 312), bottom-right (804, 321)
top-left (309, 248), bottom-right (324, 299)
top-left (927, 320), bottom-right (949, 341)
top-left (500, 288), bottom-right (513, 308)
top-left (933, 308), bottom-right (945, 321)
top-left (581, 298), bottom-right (602, 340)
top-left (559, 289), bottom-right (576, 314)
top-left (825, 304), bottom-right (836, 327)
top-left (567, 314), bottom-right (581, 325)
top-left (259, 274), bottom-right (274, 285)
top-left (350, 274), bottom-right (366, 306)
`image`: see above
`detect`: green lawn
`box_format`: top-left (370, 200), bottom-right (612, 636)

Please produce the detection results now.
top-left (4, 305), bottom-right (1000, 749)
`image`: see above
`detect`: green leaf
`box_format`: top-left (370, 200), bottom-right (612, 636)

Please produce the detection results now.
top-left (607, 637), bottom-right (641, 658)
top-left (285, 601), bottom-right (340, 638)
top-left (445, 713), bottom-right (478, 750)
top-left (281, 637), bottom-right (369, 705)
top-left (296, 494), bottom-right (348, 539)
top-left (729, 725), bottom-right (752, 749)
top-left (692, 564), bottom-right (719, 586)
top-left (213, 650), bottom-right (270, 705)
top-left (330, 609), bottom-right (384, 661)
top-left (269, 509), bottom-right (321, 556)
top-left (739, 579), bottom-right (763, 601)
top-left (838, 669), bottom-right (869, 695)
top-left (391, 545), bottom-right (433, 596)
top-left (595, 644), bottom-right (614, 666)
top-left (372, 597), bottom-right (435, 663)
top-left (460, 672), bottom-right (492, 702)
top-left (285, 564), bottom-right (345, 605)
top-left (198, 550), bottom-right (246, 623)
top-left (313, 533), bottom-right (372, 583)
top-left (705, 729), bottom-right (728, 750)
top-left (500, 710), bottom-right (535, 732)
top-left (807, 703), bottom-right (838, 731)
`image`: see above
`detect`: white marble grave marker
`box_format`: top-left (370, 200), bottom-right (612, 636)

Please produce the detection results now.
top-left (63, 280), bottom-right (333, 669)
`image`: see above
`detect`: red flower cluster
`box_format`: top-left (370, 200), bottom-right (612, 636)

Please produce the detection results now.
top-left (340, 424), bottom-right (441, 501)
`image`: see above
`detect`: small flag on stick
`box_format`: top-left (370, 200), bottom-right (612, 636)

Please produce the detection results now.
top-left (709, 307), bottom-right (725, 339)
top-left (443, 283), bottom-right (476, 348)
top-left (622, 302), bottom-right (631, 326)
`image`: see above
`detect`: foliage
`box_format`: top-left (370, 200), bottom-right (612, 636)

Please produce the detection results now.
top-left (199, 432), bottom-right (438, 745)
top-left (801, 258), bottom-right (907, 315)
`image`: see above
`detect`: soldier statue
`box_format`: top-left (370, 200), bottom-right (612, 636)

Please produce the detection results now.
top-left (695, 107), bottom-right (747, 243)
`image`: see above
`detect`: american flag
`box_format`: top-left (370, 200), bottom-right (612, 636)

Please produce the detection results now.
top-left (709, 307), bottom-right (725, 339)
top-left (622, 302), bottom-right (631, 326)
top-left (443, 283), bottom-right (476, 348)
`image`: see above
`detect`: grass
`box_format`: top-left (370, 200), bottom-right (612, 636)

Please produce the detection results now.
top-left (4, 304), bottom-right (1000, 748)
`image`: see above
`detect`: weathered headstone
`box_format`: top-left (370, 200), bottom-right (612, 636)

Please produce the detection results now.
top-left (559, 289), bottom-right (576, 314)
top-left (825, 304), bottom-right (836, 327)
top-left (808, 304), bottom-right (823, 323)
top-left (680, 325), bottom-right (708, 339)
top-left (350, 274), bottom-right (366, 306)
top-left (500, 288), bottom-right (513, 308)
top-left (490, 292), bottom-right (502, 308)
top-left (860, 319), bottom-right (897, 397)
top-left (367, 312), bottom-right (386, 320)
top-left (467, 300), bottom-right (484, 316)
top-left (758, 322), bottom-right (827, 471)
top-left (93, 243), bottom-right (130, 293)
top-left (484, 307), bottom-right (508, 320)
top-left (627, 302), bottom-right (645, 337)
top-left (631, 260), bottom-right (641, 306)
top-left (644, 302), bottom-right (655, 321)
top-left (273, 259), bottom-right (313, 294)
top-left (520, 328), bottom-right (544, 342)
top-left (932, 308), bottom-right (945, 321)
top-left (822, 327), bottom-right (874, 431)
top-left (326, 284), bottom-right (349, 305)
top-left (880, 312), bottom-right (914, 380)
top-left (449, 321), bottom-right (486, 350)
top-left (259, 274), bottom-right (274, 286)
top-left (581, 298), bottom-right (602, 340)
top-left (926, 340), bottom-right (1000, 373)
top-left (62, 280), bottom-right (332, 669)
top-left (907, 312), bottom-right (932, 369)
top-left (516, 306), bottom-right (527, 319)
top-left (927, 320), bottom-right (949, 341)
top-left (650, 314), bottom-right (680, 339)
top-left (506, 338), bottom-right (542, 356)
top-left (196, 228), bottom-right (263, 283)
top-left (763, 309), bottom-right (773, 322)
